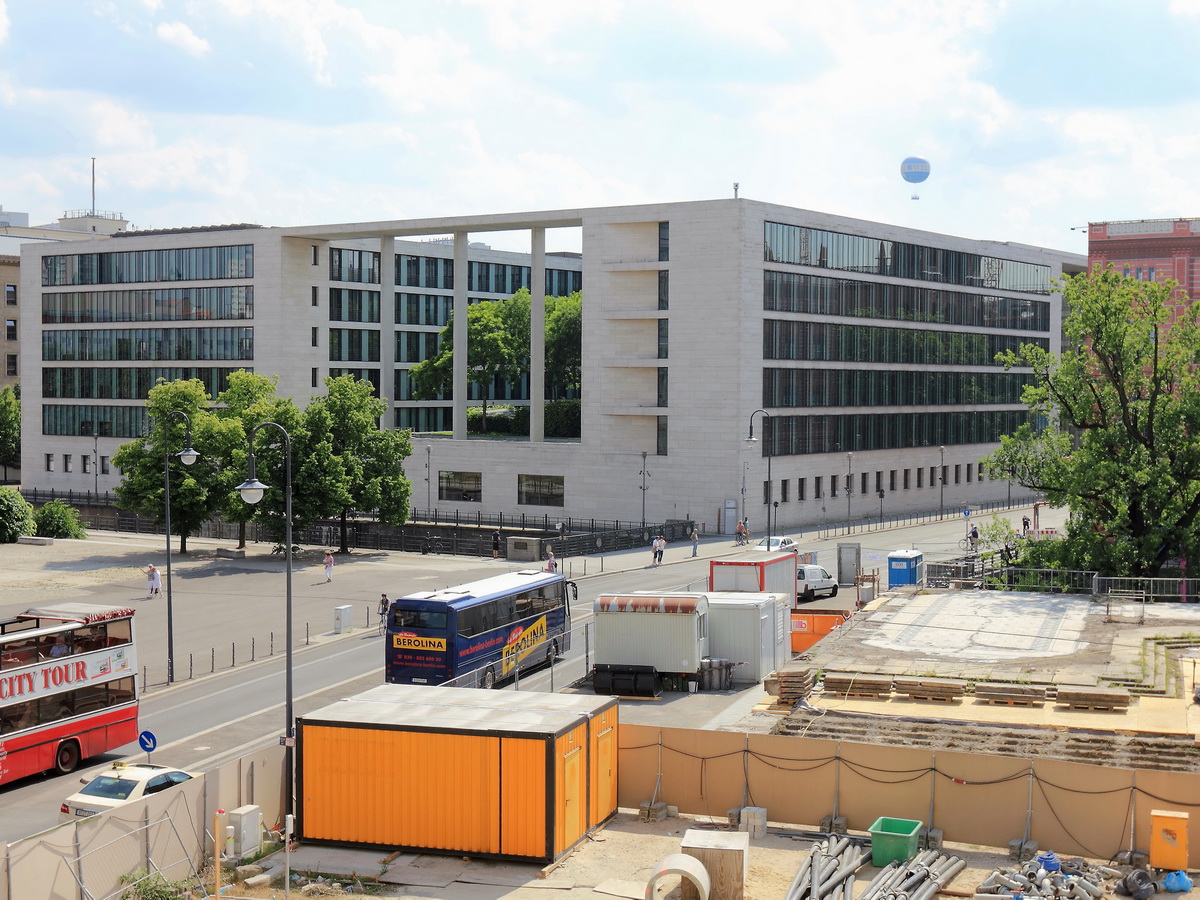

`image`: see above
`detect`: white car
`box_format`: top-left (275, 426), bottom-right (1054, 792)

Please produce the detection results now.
top-left (798, 564), bottom-right (839, 602)
top-left (753, 537), bottom-right (798, 553)
top-left (59, 762), bottom-right (196, 822)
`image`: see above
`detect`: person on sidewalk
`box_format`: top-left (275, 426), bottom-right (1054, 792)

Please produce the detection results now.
top-left (654, 535), bottom-right (666, 566)
top-left (691, 528), bottom-right (700, 558)
top-left (142, 564), bottom-right (162, 599)
top-left (323, 551), bottom-right (334, 582)
top-left (492, 529), bottom-right (501, 559)
top-left (545, 549), bottom-right (557, 573)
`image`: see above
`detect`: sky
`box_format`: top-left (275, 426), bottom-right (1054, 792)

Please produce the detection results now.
top-left (2, 0), bottom-right (1200, 254)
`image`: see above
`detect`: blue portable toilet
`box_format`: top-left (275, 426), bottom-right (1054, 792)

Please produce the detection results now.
top-left (888, 549), bottom-right (924, 589)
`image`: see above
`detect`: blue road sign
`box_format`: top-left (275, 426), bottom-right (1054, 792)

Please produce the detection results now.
top-left (138, 731), bottom-right (157, 753)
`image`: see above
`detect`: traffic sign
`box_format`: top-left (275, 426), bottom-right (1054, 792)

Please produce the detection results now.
top-left (279, 736), bottom-right (296, 748)
top-left (138, 731), bottom-right (157, 752)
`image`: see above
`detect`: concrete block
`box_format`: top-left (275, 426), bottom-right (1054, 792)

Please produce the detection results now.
top-left (819, 815), bottom-right (847, 834)
top-left (920, 827), bottom-right (944, 851)
top-left (235, 864), bottom-right (264, 882)
top-left (640, 801), bottom-right (668, 822)
top-left (727, 806), bottom-right (743, 827)
top-left (666, 805), bottom-right (679, 818)
top-left (217, 548), bottom-right (246, 559)
top-left (17, 536), bottom-right (53, 545)
top-left (1008, 839), bottom-right (1038, 861)
top-left (1115, 849), bottom-right (1149, 868)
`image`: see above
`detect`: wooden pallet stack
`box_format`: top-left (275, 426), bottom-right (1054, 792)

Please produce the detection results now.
top-left (774, 663), bottom-right (815, 704)
top-left (973, 682), bottom-right (1047, 706)
top-left (893, 676), bottom-right (968, 703)
top-left (822, 671), bottom-right (893, 698)
top-left (1055, 685), bottom-right (1131, 712)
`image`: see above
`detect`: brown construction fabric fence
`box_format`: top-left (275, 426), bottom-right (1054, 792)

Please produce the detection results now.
top-left (618, 725), bottom-right (1200, 866)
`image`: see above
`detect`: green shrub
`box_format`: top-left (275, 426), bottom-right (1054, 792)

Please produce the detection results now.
top-left (35, 499), bottom-right (88, 539)
top-left (0, 488), bottom-right (35, 543)
top-left (545, 399), bottom-right (581, 438)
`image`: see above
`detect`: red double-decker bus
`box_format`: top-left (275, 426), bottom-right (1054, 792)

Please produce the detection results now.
top-left (0, 603), bottom-right (139, 783)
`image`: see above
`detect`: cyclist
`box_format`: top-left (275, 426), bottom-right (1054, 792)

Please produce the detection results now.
top-left (968, 524), bottom-right (979, 553)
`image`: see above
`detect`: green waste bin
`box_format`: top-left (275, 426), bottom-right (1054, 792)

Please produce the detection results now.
top-left (868, 817), bottom-right (922, 866)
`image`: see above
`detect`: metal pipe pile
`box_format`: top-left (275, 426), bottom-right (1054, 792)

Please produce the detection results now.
top-left (784, 835), bottom-right (873, 900)
top-left (861, 850), bottom-right (968, 900)
top-left (974, 856), bottom-right (1121, 900)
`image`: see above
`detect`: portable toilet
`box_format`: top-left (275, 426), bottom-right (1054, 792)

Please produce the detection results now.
top-left (887, 549), bottom-right (924, 589)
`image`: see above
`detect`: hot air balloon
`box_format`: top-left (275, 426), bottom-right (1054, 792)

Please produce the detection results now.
top-left (901, 157), bottom-right (930, 199)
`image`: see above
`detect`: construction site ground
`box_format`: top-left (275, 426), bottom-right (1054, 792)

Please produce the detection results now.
top-left (780, 588), bottom-right (1200, 771)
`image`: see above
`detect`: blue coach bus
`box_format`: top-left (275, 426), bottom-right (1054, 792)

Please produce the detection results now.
top-left (383, 570), bottom-right (575, 688)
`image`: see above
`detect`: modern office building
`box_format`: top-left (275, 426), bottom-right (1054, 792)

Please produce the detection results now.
top-left (1088, 217), bottom-right (1200, 298)
top-left (20, 199), bottom-right (1084, 531)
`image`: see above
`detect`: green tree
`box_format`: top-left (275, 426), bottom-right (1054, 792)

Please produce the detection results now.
top-left (545, 291), bottom-right (582, 399)
top-left (111, 380), bottom-right (224, 554)
top-left (409, 300), bottom-right (517, 428)
top-left (213, 371), bottom-right (286, 549)
top-left (986, 269), bottom-right (1200, 577)
top-left (305, 374), bottom-right (412, 553)
top-left (0, 385), bottom-right (19, 479)
top-left (34, 499), bottom-right (88, 539)
top-left (0, 487), bottom-right (34, 542)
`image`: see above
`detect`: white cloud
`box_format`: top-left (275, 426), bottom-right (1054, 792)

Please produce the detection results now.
top-left (155, 21), bottom-right (211, 57)
top-left (87, 99), bottom-right (157, 150)
top-left (1169, 0), bottom-right (1200, 17)
top-left (0, 0), bottom-right (9, 44)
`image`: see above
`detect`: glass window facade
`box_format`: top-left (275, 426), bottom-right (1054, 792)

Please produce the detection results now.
top-left (396, 331), bottom-right (440, 364)
top-left (763, 320), bottom-right (1048, 365)
top-left (396, 293), bottom-right (454, 326)
top-left (328, 368), bottom-right (381, 396)
top-left (43, 366), bottom-right (244, 400)
top-left (749, 410), bottom-right (1035, 457)
top-left (518, 473), bottom-right (565, 507)
top-left (764, 222), bottom-right (1051, 293)
top-left (329, 289), bottom-right (380, 323)
top-left (398, 254), bottom-right (455, 290)
top-left (42, 327), bottom-right (253, 361)
top-left (43, 404), bottom-right (150, 437)
top-left (657, 367), bottom-right (668, 407)
top-left (329, 248), bottom-right (380, 284)
top-left (439, 471), bottom-right (482, 502)
top-left (657, 319), bottom-right (669, 359)
top-left (41, 286), bottom-right (253, 323)
top-left (658, 222), bottom-right (669, 262)
top-left (395, 406), bottom-right (451, 431)
top-left (395, 369), bottom-right (447, 402)
top-left (328, 328), bottom-right (380, 362)
top-left (763, 368), bottom-right (1033, 407)
top-left (658, 270), bottom-right (669, 310)
top-left (42, 244), bottom-right (253, 286)
top-left (763, 271), bottom-right (1049, 331)
top-left (657, 415), bottom-right (668, 456)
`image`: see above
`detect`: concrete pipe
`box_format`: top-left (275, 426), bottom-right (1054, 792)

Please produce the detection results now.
top-left (646, 853), bottom-right (711, 900)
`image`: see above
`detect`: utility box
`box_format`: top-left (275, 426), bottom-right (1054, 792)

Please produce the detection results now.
top-left (1150, 809), bottom-right (1189, 871)
top-left (709, 552), bottom-right (798, 605)
top-left (887, 550), bottom-right (924, 589)
top-left (297, 684), bottom-right (619, 863)
top-left (706, 592), bottom-right (790, 684)
top-left (332, 605), bottom-right (353, 634)
top-left (506, 536), bottom-right (538, 561)
top-left (227, 805), bottom-right (262, 858)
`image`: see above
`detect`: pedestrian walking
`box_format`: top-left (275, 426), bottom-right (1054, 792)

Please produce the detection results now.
top-left (648, 536), bottom-right (658, 567)
top-left (323, 551), bottom-right (334, 583)
top-left (691, 527), bottom-right (700, 558)
top-left (141, 564), bottom-right (162, 599)
top-left (545, 549), bottom-right (557, 573)
top-left (654, 535), bottom-right (666, 566)
top-left (1022, 515), bottom-right (1031, 535)
top-left (492, 529), bottom-right (501, 560)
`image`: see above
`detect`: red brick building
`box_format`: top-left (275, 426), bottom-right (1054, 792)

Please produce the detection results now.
top-left (1088, 218), bottom-right (1200, 299)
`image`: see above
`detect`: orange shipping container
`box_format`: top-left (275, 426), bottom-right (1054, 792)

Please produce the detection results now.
top-left (296, 684), bottom-right (619, 863)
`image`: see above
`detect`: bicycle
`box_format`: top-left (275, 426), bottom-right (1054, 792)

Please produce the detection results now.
top-left (958, 537), bottom-right (978, 554)
top-left (377, 595), bottom-right (389, 637)
top-left (734, 532), bottom-right (749, 546)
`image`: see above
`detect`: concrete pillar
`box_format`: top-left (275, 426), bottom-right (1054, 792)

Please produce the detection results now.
top-left (453, 232), bottom-right (469, 439)
top-left (530, 227), bottom-right (546, 443)
top-left (379, 235), bottom-right (395, 429)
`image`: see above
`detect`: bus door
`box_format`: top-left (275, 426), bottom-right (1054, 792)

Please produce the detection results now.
top-left (386, 604), bottom-right (452, 685)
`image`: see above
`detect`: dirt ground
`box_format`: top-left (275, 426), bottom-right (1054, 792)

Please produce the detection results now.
top-left (218, 809), bottom-right (1007, 900)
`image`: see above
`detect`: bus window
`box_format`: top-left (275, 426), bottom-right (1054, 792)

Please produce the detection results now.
top-left (104, 619), bottom-right (132, 646)
top-left (392, 607), bottom-right (447, 630)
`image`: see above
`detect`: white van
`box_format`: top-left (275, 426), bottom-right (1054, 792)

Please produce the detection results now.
top-left (798, 564), bottom-right (838, 602)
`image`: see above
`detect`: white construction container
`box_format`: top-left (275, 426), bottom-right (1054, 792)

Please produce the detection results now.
top-left (706, 592), bottom-right (791, 684)
top-left (709, 552), bottom-right (798, 605)
top-left (592, 593), bottom-right (709, 695)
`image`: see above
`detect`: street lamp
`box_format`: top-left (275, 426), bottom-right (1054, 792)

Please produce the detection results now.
top-left (639, 450), bottom-right (651, 528)
top-left (92, 432), bottom-right (100, 497)
top-left (845, 452), bottom-right (853, 534)
top-left (236, 421), bottom-right (295, 820)
top-left (161, 411), bottom-right (198, 685)
top-left (939, 445), bottom-right (946, 520)
top-left (424, 445), bottom-right (432, 512)
top-left (745, 410), bottom-right (772, 543)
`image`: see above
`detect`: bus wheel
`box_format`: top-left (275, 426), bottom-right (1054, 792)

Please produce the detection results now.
top-left (482, 667), bottom-right (496, 690)
top-left (54, 740), bottom-right (81, 775)
top-left (546, 640), bottom-right (559, 665)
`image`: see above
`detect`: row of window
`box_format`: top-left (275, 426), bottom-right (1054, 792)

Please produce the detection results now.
top-left (762, 368), bottom-right (1034, 408)
top-left (770, 460), bottom-right (988, 504)
top-left (328, 289), bottom-right (381, 323)
top-left (763, 222), bottom-right (1051, 294)
top-left (763, 321), bottom-right (1049, 365)
top-left (329, 328), bottom-right (381, 362)
top-left (755, 410), bottom-right (1034, 457)
top-left (326, 368), bottom-right (381, 396)
top-left (43, 404), bottom-right (149, 437)
top-left (343, 251), bottom-right (583, 296)
top-left (763, 270), bottom-right (1050, 331)
top-left (42, 245), bottom-right (254, 286)
top-left (429, 470), bottom-right (566, 507)
top-left (43, 366), bottom-right (244, 400)
top-left (41, 287), bottom-right (254, 323)
top-left (42, 327), bottom-right (254, 361)
top-left (330, 248), bottom-right (380, 284)
top-left (43, 452), bottom-right (111, 474)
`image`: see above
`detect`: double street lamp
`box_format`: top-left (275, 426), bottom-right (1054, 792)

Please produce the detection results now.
top-left (745, 410), bottom-right (772, 543)
top-left (161, 411), bottom-right (198, 685)
top-left (236, 421), bottom-right (296, 820)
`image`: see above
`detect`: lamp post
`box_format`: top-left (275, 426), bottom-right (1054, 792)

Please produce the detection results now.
top-left (845, 452), bottom-right (853, 534)
top-left (161, 411), bottom-right (199, 685)
top-left (939, 445), bottom-right (946, 520)
top-left (745, 410), bottom-right (772, 544)
top-left (92, 432), bottom-right (99, 497)
top-left (424, 445), bottom-right (432, 513)
top-left (639, 451), bottom-right (651, 527)
top-left (236, 422), bottom-right (295, 819)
